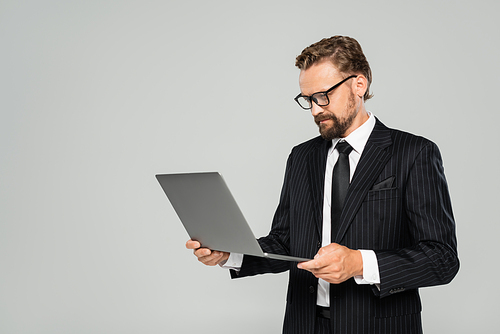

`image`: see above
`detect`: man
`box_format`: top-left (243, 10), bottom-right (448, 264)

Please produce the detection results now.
top-left (186, 36), bottom-right (459, 334)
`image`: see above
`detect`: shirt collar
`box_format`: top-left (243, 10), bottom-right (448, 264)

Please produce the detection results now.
top-left (330, 111), bottom-right (376, 156)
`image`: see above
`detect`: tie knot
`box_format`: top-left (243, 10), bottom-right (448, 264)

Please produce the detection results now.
top-left (336, 141), bottom-right (353, 155)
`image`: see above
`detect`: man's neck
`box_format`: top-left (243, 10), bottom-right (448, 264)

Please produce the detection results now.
top-left (342, 105), bottom-right (369, 138)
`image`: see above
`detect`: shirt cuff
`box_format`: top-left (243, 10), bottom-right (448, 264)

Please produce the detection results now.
top-left (354, 249), bottom-right (380, 289)
top-left (219, 253), bottom-right (243, 271)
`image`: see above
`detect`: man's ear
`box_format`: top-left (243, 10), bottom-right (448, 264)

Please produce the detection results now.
top-left (353, 75), bottom-right (368, 99)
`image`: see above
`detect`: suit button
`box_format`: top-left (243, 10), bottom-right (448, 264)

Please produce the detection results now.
top-left (317, 241), bottom-right (321, 249)
top-left (309, 286), bottom-right (315, 294)
top-left (389, 287), bottom-right (405, 294)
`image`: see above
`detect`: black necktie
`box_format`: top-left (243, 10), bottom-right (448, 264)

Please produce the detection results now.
top-left (331, 141), bottom-right (353, 239)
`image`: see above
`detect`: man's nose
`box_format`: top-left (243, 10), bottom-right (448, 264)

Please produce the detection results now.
top-left (310, 102), bottom-right (324, 117)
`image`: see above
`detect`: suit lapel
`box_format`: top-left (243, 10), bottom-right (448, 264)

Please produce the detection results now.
top-left (333, 118), bottom-right (393, 243)
top-left (307, 138), bottom-right (331, 238)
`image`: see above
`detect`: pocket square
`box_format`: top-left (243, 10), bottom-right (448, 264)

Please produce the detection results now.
top-left (371, 176), bottom-right (395, 190)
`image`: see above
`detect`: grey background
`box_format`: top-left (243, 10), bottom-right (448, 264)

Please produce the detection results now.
top-left (1, 0), bottom-right (499, 333)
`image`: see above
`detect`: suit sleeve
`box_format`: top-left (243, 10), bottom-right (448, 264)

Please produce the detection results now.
top-left (375, 141), bottom-right (459, 298)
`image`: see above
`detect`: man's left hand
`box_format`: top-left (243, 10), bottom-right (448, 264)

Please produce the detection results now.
top-left (297, 243), bottom-right (363, 284)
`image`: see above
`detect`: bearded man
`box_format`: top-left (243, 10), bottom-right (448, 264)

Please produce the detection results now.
top-left (187, 35), bottom-right (459, 334)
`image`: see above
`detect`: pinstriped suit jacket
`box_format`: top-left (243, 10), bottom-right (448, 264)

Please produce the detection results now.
top-left (231, 118), bottom-right (459, 334)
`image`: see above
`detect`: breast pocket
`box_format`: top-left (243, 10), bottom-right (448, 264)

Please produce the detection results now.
top-left (365, 188), bottom-right (399, 202)
top-left (362, 188), bottom-right (400, 224)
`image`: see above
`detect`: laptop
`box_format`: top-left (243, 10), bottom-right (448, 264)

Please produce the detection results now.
top-left (156, 172), bottom-right (311, 262)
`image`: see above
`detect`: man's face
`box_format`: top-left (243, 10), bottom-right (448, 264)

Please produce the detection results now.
top-left (298, 60), bottom-right (361, 140)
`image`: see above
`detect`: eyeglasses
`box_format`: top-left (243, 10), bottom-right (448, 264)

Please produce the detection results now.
top-left (294, 75), bottom-right (357, 110)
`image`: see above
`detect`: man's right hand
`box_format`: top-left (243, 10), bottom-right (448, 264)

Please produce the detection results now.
top-left (185, 239), bottom-right (230, 266)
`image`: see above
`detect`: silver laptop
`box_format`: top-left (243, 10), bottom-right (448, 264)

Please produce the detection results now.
top-left (156, 172), bottom-right (311, 262)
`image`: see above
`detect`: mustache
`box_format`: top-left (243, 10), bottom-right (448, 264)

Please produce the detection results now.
top-left (315, 114), bottom-right (336, 124)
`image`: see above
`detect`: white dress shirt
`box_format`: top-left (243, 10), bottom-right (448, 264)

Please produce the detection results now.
top-left (316, 111), bottom-right (379, 307)
top-left (222, 112), bottom-right (381, 307)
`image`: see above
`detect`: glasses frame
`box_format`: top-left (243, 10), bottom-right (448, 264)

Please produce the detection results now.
top-left (294, 75), bottom-right (357, 110)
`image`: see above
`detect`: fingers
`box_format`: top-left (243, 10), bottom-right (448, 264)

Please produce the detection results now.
top-left (195, 250), bottom-right (230, 266)
top-left (185, 239), bottom-right (229, 266)
top-left (297, 256), bottom-right (332, 271)
top-left (298, 256), bottom-right (344, 283)
top-left (297, 244), bottom-right (361, 284)
top-left (316, 243), bottom-right (340, 256)
top-left (186, 239), bottom-right (201, 250)
top-left (199, 251), bottom-right (227, 266)
top-left (298, 244), bottom-right (341, 270)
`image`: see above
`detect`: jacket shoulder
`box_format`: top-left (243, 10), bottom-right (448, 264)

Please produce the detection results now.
top-left (290, 136), bottom-right (326, 157)
top-left (374, 118), bottom-right (434, 149)
top-left (388, 127), bottom-right (437, 151)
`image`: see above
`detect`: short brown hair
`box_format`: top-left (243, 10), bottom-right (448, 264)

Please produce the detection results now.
top-left (295, 36), bottom-right (373, 101)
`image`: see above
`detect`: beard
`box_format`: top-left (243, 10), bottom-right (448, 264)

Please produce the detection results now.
top-left (315, 92), bottom-right (358, 140)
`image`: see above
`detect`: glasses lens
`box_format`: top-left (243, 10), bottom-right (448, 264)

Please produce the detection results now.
top-left (296, 96), bottom-right (311, 109)
top-left (312, 93), bottom-right (329, 106)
